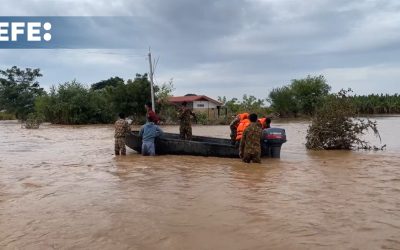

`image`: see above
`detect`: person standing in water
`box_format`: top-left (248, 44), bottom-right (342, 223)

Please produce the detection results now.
top-left (239, 113), bottom-right (263, 163)
top-left (114, 112), bottom-right (130, 156)
top-left (139, 116), bottom-right (164, 156)
top-left (178, 101), bottom-right (197, 140)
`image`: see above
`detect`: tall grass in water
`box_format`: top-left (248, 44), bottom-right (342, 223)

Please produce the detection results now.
top-left (0, 112), bottom-right (16, 120)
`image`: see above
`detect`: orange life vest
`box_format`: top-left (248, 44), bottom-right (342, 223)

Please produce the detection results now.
top-left (238, 113), bottom-right (249, 121)
top-left (234, 113), bottom-right (249, 129)
top-left (258, 118), bottom-right (267, 129)
top-left (236, 118), bottom-right (250, 140)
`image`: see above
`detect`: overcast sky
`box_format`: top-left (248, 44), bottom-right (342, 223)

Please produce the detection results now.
top-left (1, 0), bottom-right (400, 99)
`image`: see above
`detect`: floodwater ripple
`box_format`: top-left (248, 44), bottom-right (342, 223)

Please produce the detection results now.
top-left (0, 117), bottom-right (399, 250)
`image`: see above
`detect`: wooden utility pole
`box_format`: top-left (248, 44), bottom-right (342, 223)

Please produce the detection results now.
top-left (148, 48), bottom-right (155, 112)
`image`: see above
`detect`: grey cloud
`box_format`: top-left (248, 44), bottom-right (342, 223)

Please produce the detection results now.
top-left (1, 0), bottom-right (400, 99)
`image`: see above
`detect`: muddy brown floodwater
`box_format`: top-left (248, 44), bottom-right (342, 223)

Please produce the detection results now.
top-left (0, 117), bottom-right (399, 250)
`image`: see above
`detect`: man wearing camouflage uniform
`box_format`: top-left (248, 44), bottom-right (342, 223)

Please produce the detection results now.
top-left (239, 113), bottom-right (263, 163)
top-left (114, 112), bottom-right (130, 155)
top-left (178, 101), bottom-right (197, 140)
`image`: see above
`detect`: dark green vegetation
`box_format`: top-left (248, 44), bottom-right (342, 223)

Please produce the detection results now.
top-left (351, 94), bottom-right (400, 114)
top-left (24, 113), bottom-right (43, 129)
top-left (0, 66), bottom-right (45, 120)
top-left (306, 89), bottom-right (382, 150)
top-left (0, 66), bottom-right (173, 124)
top-left (90, 76), bottom-right (124, 90)
top-left (218, 95), bottom-right (272, 117)
top-left (35, 74), bottom-right (162, 124)
top-left (268, 75), bottom-right (400, 117)
top-left (0, 112), bottom-right (15, 120)
top-left (268, 75), bottom-right (331, 117)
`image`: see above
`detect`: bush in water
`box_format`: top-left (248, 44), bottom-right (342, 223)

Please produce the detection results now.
top-left (306, 89), bottom-right (383, 150)
top-left (24, 113), bottom-right (43, 129)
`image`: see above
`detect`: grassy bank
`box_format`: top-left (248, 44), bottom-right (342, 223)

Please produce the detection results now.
top-left (0, 113), bottom-right (16, 120)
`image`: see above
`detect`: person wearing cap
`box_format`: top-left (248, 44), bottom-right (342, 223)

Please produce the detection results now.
top-left (145, 102), bottom-right (160, 125)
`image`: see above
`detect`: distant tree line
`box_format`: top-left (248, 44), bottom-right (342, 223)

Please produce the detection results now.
top-left (217, 75), bottom-right (333, 118)
top-left (267, 75), bottom-right (400, 117)
top-left (350, 94), bottom-right (400, 114)
top-left (1, 66), bottom-right (399, 124)
top-left (217, 95), bottom-right (272, 118)
top-left (0, 66), bottom-right (173, 124)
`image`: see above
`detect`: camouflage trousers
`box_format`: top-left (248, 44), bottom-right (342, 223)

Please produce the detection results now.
top-left (180, 124), bottom-right (192, 140)
top-left (115, 137), bottom-right (126, 155)
top-left (242, 152), bottom-right (261, 163)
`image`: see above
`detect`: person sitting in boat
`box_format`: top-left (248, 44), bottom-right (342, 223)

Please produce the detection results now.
top-left (139, 116), bottom-right (164, 156)
top-left (239, 113), bottom-right (263, 163)
top-left (258, 116), bottom-right (271, 130)
top-left (178, 101), bottom-right (197, 140)
top-left (145, 102), bottom-right (160, 125)
top-left (230, 112), bottom-right (249, 144)
top-left (235, 113), bottom-right (251, 146)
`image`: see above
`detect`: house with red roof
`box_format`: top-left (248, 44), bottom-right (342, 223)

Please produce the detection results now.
top-left (168, 94), bottom-right (226, 119)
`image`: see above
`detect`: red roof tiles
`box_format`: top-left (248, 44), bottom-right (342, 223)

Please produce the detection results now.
top-left (168, 95), bottom-right (222, 105)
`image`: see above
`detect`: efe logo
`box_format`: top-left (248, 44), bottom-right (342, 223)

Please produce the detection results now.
top-left (0, 22), bottom-right (52, 42)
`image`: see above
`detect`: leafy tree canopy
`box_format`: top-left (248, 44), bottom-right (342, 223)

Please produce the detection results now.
top-left (0, 66), bottom-right (44, 120)
top-left (268, 75), bottom-right (331, 117)
top-left (91, 76), bottom-right (124, 90)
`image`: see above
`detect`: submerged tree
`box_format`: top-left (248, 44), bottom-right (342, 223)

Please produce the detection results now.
top-left (306, 89), bottom-right (382, 150)
top-left (268, 75), bottom-right (331, 117)
top-left (268, 86), bottom-right (298, 117)
top-left (24, 113), bottom-right (44, 129)
top-left (35, 73), bottom-right (167, 125)
top-left (291, 75), bottom-right (331, 115)
top-left (0, 66), bottom-right (44, 120)
top-left (35, 80), bottom-right (114, 124)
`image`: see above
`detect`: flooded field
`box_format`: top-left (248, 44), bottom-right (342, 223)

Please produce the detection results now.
top-left (0, 117), bottom-right (399, 250)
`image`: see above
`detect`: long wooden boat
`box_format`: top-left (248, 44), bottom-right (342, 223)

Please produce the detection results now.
top-left (126, 128), bottom-right (287, 158)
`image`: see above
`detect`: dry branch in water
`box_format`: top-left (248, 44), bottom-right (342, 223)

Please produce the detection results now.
top-left (23, 113), bottom-right (43, 129)
top-left (306, 89), bottom-right (384, 150)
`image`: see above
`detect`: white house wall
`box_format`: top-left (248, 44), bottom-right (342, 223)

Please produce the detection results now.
top-left (193, 101), bottom-right (218, 109)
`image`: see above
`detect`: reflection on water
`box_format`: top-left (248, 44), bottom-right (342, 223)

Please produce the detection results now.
top-left (0, 117), bottom-right (399, 249)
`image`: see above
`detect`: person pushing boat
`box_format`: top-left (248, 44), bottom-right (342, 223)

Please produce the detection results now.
top-left (139, 116), bottom-right (164, 156)
top-left (239, 113), bottom-right (263, 163)
top-left (178, 101), bottom-right (197, 140)
top-left (114, 112), bottom-right (130, 156)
